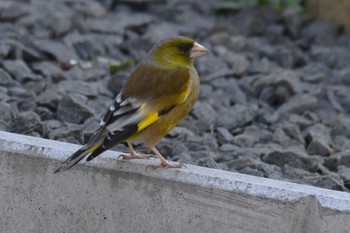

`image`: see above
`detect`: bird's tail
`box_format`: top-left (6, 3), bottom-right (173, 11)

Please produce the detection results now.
top-left (54, 147), bottom-right (93, 173)
top-left (54, 128), bottom-right (107, 173)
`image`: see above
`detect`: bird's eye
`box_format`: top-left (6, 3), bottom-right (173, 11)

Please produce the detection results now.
top-left (178, 44), bottom-right (188, 53)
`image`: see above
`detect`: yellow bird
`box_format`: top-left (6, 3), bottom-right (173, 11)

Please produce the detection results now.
top-left (54, 36), bottom-right (208, 173)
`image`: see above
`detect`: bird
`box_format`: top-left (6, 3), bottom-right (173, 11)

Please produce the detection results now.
top-left (54, 36), bottom-right (208, 173)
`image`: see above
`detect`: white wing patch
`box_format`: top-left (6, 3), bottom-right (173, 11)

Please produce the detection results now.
top-left (106, 112), bottom-right (143, 132)
top-left (99, 93), bottom-right (145, 133)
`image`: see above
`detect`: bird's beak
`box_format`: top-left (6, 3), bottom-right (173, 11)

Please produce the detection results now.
top-left (190, 42), bottom-right (208, 58)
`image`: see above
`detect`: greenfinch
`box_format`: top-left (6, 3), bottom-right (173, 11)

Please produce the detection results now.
top-left (54, 36), bottom-right (208, 173)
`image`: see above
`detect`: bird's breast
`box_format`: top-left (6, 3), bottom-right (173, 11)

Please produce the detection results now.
top-left (136, 68), bottom-right (200, 147)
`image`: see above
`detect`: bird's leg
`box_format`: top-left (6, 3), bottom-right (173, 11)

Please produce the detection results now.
top-left (150, 147), bottom-right (184, 168)
top-left (119, 142), bottom-right (154, 159)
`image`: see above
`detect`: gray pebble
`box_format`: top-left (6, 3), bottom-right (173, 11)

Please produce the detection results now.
top-left (216, 104), bottom-right (256, 130)
top-left (34, 39), bottom-right (79, 63)
top-left (35, 106), bottom-right (53, 121)
top-left (288, 114), bottom-right (313, 130)
top-left (83, 17), bottom-right (121, 34)
top-left (216, 127), bottom-right (234, 145)
top-left (3, 60), bottom-right (42, 82)
top-left (0, 103), bottom-right (16, 131)
top-left (9, 111), bottom-right (43, 136)
top-left (323, 156), bottom-right (338, 172)
top-left (272, 127), bottom-right (297, 148)
top-left (249, 57), bottom-right (277, 74)
top-left (184, 133), bottom-right (218, 152)
top-left (23, 80), bottom-right (47, 95)
top-left (233, 134), bottom-right (256, 148)
top-left (0, 68), bottom-right (12, 85)
top-left (337, 165), bottom-right (350, 186)
top-left (36, 90), bottom-right (61, 110)
top-left (82, 0), bottom-right (107, 18)
top-left (57, 94), bottom-right (94, 124)
top-left (210, 78), bottom-right (247, 105)
top-left (219, 143), bottom-right (240, 152)
top-left (301, 21), bottom-right (341, 45)
top-left (227, 156), bottom-right (257, 171)
top-left (143, 22), bottom-right (185, 43)
top-left (48, 123), bottom-right (83, 144)
top-left (276, 94), bottom-right (317, 116)
top-left (0, 43), bottom-right (11, 58)
top-left (197, 54), bottom-right (228, 76)
top-left (197, 157), bottom-right (219, 169)
top-left (198, 84), bottom-right (213, 100)
top-left (0, 5), bottom-right (27, 22)
top-left (42, 119), bottom-right (62, 130)
top-left (49, 15), bottom-right (72, 37)
top-left (58, 80), bottom-right (100, 97)
top-left (31, 61), bottom-right (67, 83)
top-left (282, 164), bottom-right (313, 180)
top-left (334, 135), bottom-right (350, 152)
top-left (338, 151), bottom-right (350, 167)
top-left (82, 117), bottom-right (102, 143)
top-left (262, 147), bottom-right (319, 172)
top-left (7, 86), bottom-right (30, 98)
top-left (254, 69), bottom-right (302, 107)
top-left (87, 95), bottom-right (112, 115)
top-left (240, 167), bottom-right (266, 177)
top-left (222, 51), bottom-right (250, 75)
top-left (192, 102), bottom-right (217, 131)
top-left (304, 175), bottom-right (345, 191)
top-left (0, 86), bottom-right (9, 102)
top-left (304, 124), bottom-right (333, 156)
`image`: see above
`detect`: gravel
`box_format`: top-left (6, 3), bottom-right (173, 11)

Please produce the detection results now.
top-left (1, 0), bottom-right (350, 191)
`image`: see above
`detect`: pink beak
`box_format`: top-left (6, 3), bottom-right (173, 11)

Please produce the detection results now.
top-left (190, 42), bottom-right (208, 58)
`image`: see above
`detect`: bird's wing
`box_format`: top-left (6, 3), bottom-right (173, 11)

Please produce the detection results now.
top-left (96, 65), bottom-right (191, 150)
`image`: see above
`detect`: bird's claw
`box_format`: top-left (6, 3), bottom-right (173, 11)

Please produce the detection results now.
top-left (147, 161), bottom-right (185, 169)
top-left (118, 153), bottom-right (155, 160)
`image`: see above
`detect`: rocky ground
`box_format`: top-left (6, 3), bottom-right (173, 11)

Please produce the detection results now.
top-left (1, 0), bottom-right (350, 191)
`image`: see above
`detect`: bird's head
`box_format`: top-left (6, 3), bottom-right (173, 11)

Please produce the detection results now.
top-left (150, 36), bottom-right (208, 68)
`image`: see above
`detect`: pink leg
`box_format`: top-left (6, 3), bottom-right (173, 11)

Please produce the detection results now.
top-left (150, 147), bottom-right (184, 168)
top-left (119, 142), bottom-right (154, 160)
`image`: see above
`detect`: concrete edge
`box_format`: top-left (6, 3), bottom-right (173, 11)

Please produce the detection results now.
top-left (1, 130), bottom-right (350, 212)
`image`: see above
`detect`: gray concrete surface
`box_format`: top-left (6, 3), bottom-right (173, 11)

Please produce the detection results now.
top-left (1, 131), bottom-right (350, 233)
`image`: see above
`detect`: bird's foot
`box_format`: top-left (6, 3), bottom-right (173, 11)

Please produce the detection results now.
top-left (148, 160), bottom-right (185, 169)
top-left (147, 147), bottom-right (186, 169)
top-left (118, 153), bottom-right (154, 160)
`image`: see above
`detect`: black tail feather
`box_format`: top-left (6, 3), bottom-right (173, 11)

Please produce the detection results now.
top-left (54, 148), bottom-right (89, 173)
top-left (86, 146), bottom-right (107, 161)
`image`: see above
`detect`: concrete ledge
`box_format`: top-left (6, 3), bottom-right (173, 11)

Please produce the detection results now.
top-left (1, 131), bottom-right (350, 233)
